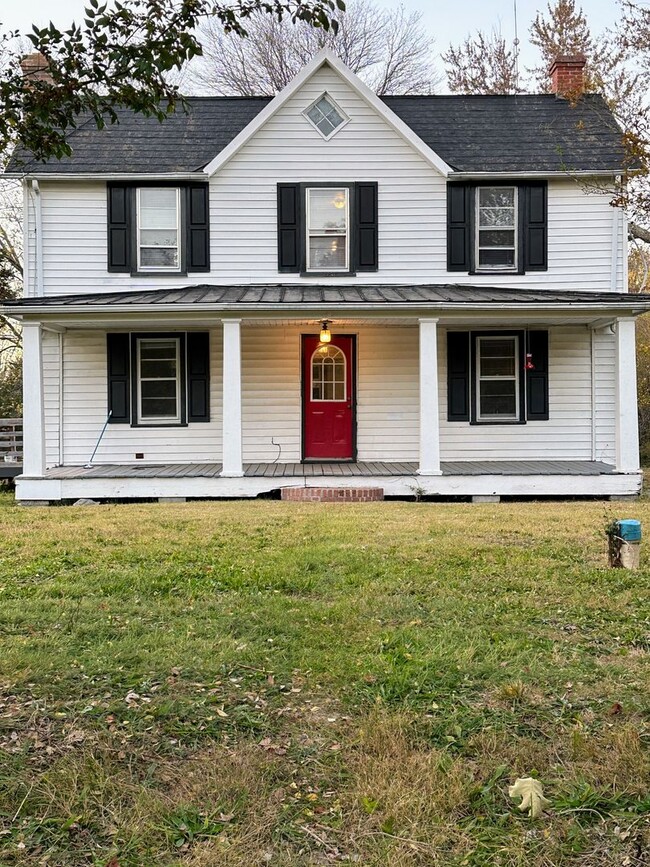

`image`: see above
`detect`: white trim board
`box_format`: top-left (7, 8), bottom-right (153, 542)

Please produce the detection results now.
top-left (202, 49), bottom-right (451, 178)
top-left (16, 471), bottom-right (642, 502)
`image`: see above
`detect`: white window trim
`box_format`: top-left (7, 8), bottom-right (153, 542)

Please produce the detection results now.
top-left (310, 345), bottom-right (347, 402)
top-left (475, 186), bottom-right (518, 273)
top-left (476, 335), bottom-right (519, 422)
top-left (302, 92), bottom-right (350, 141)
top-left (305, 187), bottom-right (350, 273)
top-left (136, 187), bottom-right (182, 273)
top-left (137, 336), bottom-right (182, 424)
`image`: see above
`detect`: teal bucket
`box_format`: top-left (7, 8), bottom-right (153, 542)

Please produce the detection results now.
top-left (616, 519), bottom-right (641, 542)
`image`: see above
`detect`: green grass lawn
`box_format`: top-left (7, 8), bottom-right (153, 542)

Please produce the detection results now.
top-left (0, 493), bottom-right (648, 866)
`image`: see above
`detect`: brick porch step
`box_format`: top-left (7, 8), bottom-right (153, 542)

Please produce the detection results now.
top-left (281, 486), bottom-right (384, 502)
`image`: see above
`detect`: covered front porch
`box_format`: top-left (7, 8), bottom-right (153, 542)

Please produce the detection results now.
top-left (12, 284), bottom-right (648, 501)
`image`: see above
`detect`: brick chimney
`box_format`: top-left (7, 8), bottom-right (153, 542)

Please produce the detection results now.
top-left (20, 51), bottom-right (53, 85)
top-left (549, 55), bottom-right (586, 98)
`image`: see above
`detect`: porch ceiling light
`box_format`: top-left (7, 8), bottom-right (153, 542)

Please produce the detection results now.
top-left (319, 320), bottom-right (332, 343)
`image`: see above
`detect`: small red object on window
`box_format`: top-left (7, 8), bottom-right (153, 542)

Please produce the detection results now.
top-left (525, 353), bottom-right (535, 370)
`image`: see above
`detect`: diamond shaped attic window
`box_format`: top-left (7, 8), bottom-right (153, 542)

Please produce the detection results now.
top-left (304, 94), bottom-right (348, 140)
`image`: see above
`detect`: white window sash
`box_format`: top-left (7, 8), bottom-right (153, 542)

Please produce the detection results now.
top-left (310, 346), bottom-right (347, 402)
top-left (137, 337), bottom-right (182, 424)
top-left (476, 335), bottom-right (519, 421)
top-left (136, 187), bottom-right (182, 273)
top-left (475, 186), bottom-right (518, 272)
top-left (305, 187), bottom-right (349, 273)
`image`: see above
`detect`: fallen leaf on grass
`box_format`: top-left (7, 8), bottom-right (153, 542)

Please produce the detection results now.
top-left (508, 777), bottom-right (551, 819)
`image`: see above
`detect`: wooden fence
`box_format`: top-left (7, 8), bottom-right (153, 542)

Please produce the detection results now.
top-left (0, 418), bottom-right (23, 478)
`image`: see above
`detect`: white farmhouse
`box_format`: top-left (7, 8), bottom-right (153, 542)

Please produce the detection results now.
top-left (4, 50), bottom-right (649, 502)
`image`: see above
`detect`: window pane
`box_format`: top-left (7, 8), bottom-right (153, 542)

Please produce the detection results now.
top-left (480, 380), bottom-right (517, 417)
top-left (141, 398), bottom-right (177, 418)
top-left (479, 230), bottom-right (515, 248)
top-left (307, 96), bottom-right (344, 136)
top-left (141, 360), bottom-right (176, 378)
top-left (479, 187), bottom-right (515, 208)
top-left (480, 339), bottom-right (516, 377)
top-left (309, 188), bottom-right (347, 230)
top-left (139, 188), bottom-right (178, 228)
top-left (479, 248), bottom-right (515, 267)
top-left (479, 208), bottom-right (516, 228)
top-left (140, 341), bottom-right (177, 360)
top-left (141, 379), bottom-right (177, 400)
top-left (140, 247), bottom-right (179, 268)
top-left (309, 236), bottom-right (347, 270)
top-left (334, 382), bottom-right (345, 400)
top-left (140, 228), bottom-right (178, 248)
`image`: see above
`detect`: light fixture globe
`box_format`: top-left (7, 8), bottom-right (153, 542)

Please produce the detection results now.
top-left (319, 321), bottom-right (332, 343)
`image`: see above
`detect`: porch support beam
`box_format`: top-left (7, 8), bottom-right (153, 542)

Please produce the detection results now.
top-left (418, 317), bottom-right (442, 475)
top-left (22, 322), bottom-right (46, 477)
top-left (221, 319), bottom-right (244, 477)
top-left (615, 317), bottom-right (640, 473)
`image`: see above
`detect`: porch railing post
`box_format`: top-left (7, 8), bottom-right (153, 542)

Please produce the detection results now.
top-left (22, 322), bottom-right (46, 477)
top-left (221, 318), bottom-right (244, 477)
top-left (418, 317), bottom-right (442, 476)
top-left (615, 317), bottom-right (640, 473)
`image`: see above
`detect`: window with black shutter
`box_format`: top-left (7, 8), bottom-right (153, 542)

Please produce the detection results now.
top-left (446, 181), bottom-right (548, 274)
top-left (277, 182), bottom-right (378, 275)
top-left (107, 182), bottom-right (210, 276)
top-left (446, 329), bottom-right (549, 424)
top-left (107, 331), bottom-right (210, 426)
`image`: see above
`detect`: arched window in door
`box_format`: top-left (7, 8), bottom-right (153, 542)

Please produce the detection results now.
top-left (311, 345), bottom-right (346, 401)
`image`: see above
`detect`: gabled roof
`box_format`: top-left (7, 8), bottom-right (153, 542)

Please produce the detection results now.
top-left (8, 285), bottom-right (650, 312)
top-left (6, 64), bottom-right (625, 175)
top-left (202, 50), bottom-right (450, 176)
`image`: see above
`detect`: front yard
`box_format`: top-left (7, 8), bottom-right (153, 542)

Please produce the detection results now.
top-left (0, 495), bottom-right (648, 866)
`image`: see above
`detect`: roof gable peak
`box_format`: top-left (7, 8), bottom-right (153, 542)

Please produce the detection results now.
top-left (202, 49), bottom-right (451, 177)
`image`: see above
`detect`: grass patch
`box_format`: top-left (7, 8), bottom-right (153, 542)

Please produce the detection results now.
top-left (0, 493), bottom-right (648, 864)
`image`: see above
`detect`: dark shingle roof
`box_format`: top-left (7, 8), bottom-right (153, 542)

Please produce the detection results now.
top-left (6, 93), bottom-right (624, 175)
top-left (10, 285), bottom-right (650, 309)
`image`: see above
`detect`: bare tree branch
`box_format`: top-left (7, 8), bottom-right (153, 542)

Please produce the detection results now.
top-left (190, 0), bottom-right (441, 96)
top-left (442, 30), bottom-right (521, 95)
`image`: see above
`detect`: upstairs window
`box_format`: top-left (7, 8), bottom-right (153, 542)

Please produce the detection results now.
top-left (304, 94), bottom-right (348, 139)
top-left (476, 186), bottom-right (517, 271)
top-left (137, 188), bottom-right (181, 272)
top-left (107, 183), bottom-right (210, 276)
top-left (306, 187), bottom-right (349, 272)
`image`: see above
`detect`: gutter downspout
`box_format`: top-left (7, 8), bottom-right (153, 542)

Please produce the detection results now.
top-left (30, 180), bottom-right (44, 297)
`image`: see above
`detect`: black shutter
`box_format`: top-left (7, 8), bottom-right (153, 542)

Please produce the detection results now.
top-left (355, 182), bottom-right (378, 271)
top-left (523, 182), bottom-right (548, 272)
top-left (107, 333), bottom-right (131, 423)
top-left (187, 332), bottom-right (210, 422)
top-left (186, 184), bottom-right (210, 272)
top-left (447, 331), bottom-right (470, 421)
top-left (277, 183), bottom-right (301, 272)
top-left (447, 184), bottom-right (471, 272)
top-left (526, 330), bottom-right (549, 420)
top-left (107, 184), bottom-right (131, 272)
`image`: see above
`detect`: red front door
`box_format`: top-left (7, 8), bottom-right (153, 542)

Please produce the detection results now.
top-left (303, 335), bottom-right (354, 460)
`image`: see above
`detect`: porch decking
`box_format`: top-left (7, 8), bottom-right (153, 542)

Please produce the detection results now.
top-left (42, 459), bottom-right (616, 480)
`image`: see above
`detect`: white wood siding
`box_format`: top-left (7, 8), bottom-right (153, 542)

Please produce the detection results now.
top-left (58, 329), bottom-right (223, 464)
top-left (438, 326), bottom-right (610, 462)
top-left (33, 65), bottom-right (622, 296)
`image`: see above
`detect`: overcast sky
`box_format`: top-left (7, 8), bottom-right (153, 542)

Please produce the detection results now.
top-left (2, 0), bottom-right (622, 86)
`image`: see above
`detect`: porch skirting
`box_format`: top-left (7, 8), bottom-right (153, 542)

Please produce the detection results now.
top-left (15, 460), bottom-right (642, 502)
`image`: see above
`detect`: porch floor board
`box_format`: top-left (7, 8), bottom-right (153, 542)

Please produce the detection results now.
top-left (41, 460), bottom-right (616, 480)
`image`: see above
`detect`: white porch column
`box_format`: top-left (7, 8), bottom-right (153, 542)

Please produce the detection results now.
top-left (221, 318), bottom-right (244, 477)
top-left (418, 318), bottom-right (442, 475)
top-left (22, 322), bottom-right (46, 477)
top-left (615, 317), bottom-right (640, 473)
